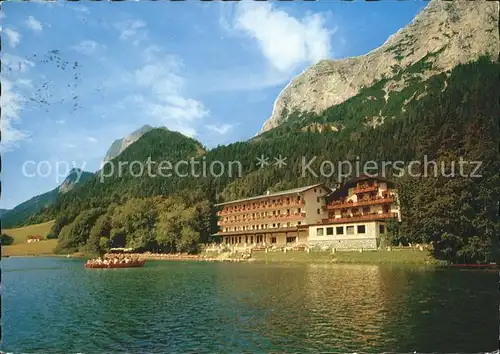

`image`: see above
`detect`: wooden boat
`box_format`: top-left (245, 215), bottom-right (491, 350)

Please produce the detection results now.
top-left (84, 260), bottom-right (145, 269)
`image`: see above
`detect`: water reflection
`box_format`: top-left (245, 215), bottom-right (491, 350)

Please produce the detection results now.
top-left (1, 259), bottom-right (497, 353)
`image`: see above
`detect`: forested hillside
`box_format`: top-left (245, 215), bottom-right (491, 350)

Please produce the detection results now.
top-left (28, 57), bottom-right (499, 263)
top-left (2, 169), bottom-right (93, 228)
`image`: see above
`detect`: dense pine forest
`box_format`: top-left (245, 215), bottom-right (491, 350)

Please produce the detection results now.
top-left (25, 57), bottom-right (499, 263)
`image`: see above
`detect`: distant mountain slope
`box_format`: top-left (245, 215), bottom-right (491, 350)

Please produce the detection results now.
top-left (25, 57), bottom-right (500, 262)
top-left (45, 128), bottom-right (206, 219)
top-left (104, 125), bottom-right (155, 161)
top-left (35, 57), bottom-right (497, 214)
top-left (259, 0), bottom-right (498, 133)
top-left (1, 169), bottom-right (92, 228)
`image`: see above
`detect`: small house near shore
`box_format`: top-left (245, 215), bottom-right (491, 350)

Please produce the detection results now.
top-left (27, 235), bottom-right (44, 243)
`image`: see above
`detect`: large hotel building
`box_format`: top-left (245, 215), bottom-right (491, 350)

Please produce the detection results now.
top-left (215, 176), bottom-right (401, 250)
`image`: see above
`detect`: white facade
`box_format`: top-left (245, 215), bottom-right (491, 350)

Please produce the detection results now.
top-left (217, 184), bottom-right (330, 247)
top-left (308, 221), bottom-right (387, 250)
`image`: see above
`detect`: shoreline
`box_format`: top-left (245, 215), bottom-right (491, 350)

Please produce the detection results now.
top-left (102, 248), bottom-right (446, 266)
top-left (4, 248), bottom-right (448, 266)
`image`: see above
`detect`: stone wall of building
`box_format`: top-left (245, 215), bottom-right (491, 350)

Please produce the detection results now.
top-left (308, 238), bottom-right (378, 250)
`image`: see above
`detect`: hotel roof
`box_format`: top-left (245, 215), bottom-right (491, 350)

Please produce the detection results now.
top-left (215, 183), bottom-right (330, 206)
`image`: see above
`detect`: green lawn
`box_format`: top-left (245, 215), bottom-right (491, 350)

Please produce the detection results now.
top-left (3, 239), bottom-right (58, 257)
top-left (2, 220), bottom-right (57, 256)
top-left (3, 220), bottom-right (55, 244)
top-left (246, 248), bottom-right (443, 265)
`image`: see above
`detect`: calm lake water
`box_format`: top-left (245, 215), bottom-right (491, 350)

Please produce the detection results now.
top-left (1, 257), bottom-right (497, 353)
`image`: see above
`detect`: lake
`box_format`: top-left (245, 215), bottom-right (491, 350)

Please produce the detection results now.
top-left (1, 257), bottom-right (497, 353)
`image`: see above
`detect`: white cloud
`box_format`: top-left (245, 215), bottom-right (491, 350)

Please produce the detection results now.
top-left (25, 16), bottom-right (43, 32)
top-left (232, 3), bottom-right (332, 73)
top-left (87, 136), bottom-right (98, 143)
top-left (71, 40), bottom-right (106, 56)
top-left (2, 53), bottom-right (36, 73)
top-left (115, 19), bottom-right (147, 45)
top-left (0, 53), bottom-right (36, 152)
top-left (4, 28), bottom-right (21, 48)
top-left (206, 123), bottom-right (233, 135)
top-left (114, 51), bottom-right (208, 137)
top-left (0, 79), bottom-right (28, 151)
top-left (72, 5), bottom-right (90, 14)
top-left (55, 119), bottom-right (66, 124)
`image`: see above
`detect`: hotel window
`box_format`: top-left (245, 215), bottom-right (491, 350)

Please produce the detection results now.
top-left (379, 225), bottom-right (385, 234)
top-left (298, 208), bottom-right (302, 213)
top-left (317, 197), bottom-right (320, 202)
top-left (297, 221), bottom-right (301, 225)
top-left (245, 236), bottom-right (248, 243)
top-left (326, 227), bottom-right (334, 236)
top-left (316, 228), bottom-right (324, 236)
top-left (251, 236), bottom-right (254, 243)
top-left (286, 236), bottom-right (296, 243)
top-left (336, 227), bottom-right (344, 235)
top-left (297, 196), bottom-right (301, 201)
top-left (357, 225), bottom-right (366, 234)
top-left (346, 226), bottom-right (355, 235)
top-left (287, 222), bottom-right (291, 227)
top-left (238, 236), bottom-right (242, 243)
top-left (317, 208), bottom-right (321, 214)
top-left (277, 223), bottom-right (281, 228)
top-left (314, 189), bottom-right (317, 193)
top-left (273, 223), bottom-right (276, 228)
top-left (271, 237), bottom-right (277, 244)
top-left (363, 207), bottom-right (370, 214)
top-left (287, 209), bottom-right (290, 214)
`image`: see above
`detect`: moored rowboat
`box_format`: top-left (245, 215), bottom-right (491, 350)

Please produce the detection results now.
top-left (84, 260), bottom-right (145, 269)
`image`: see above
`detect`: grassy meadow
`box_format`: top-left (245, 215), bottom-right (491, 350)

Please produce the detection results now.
top-left (2, 220), bottom-right (57, 256)
top-left (234, 248), bottom-right (443, 265)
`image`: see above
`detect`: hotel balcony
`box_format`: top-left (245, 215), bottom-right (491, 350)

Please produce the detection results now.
top-left (352, 185), bottom-right (378, 194)
top-left (218, 212), bottom-right (306, 226)
top-left (216, 224), bottom-right (308, 236)
top-left (217, 200), bottom-right (306, 216)
top-left (321, 212), bottom-right (398, 224)
top-left (323, 196), bottom-right (394, 210)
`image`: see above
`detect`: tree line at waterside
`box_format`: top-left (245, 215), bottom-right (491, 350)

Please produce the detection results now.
top-left (28, 57), bottom-right (499, 263)
top-left (54, 189), bottom-right (216, 255)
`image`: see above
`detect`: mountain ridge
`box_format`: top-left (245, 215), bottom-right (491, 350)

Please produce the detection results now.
top-left (1, 169), bottom-right (93, 228)
top-left (259, 0), bottom-right (499, 133)
top-left (103, 125), bottom-right (156, 162)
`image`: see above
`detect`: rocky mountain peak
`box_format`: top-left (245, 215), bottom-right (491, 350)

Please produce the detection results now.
top-left (58, 168), bottom-right (92, 194)
top-left (258, 0), bottom-right (498, 134)
top-left (103, 125), bottom-right (156, 162)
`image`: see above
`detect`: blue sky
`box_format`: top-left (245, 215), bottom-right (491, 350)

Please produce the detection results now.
top-left (1, 0), bottom-right (427, 209)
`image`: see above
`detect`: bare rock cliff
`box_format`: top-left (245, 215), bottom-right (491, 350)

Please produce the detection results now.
top-left (104, 125), bottom-right (155, 162)
top-left (259, 0), bottom-right (499, 134)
